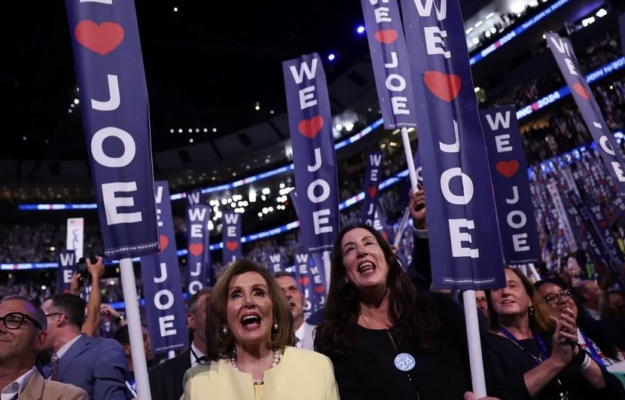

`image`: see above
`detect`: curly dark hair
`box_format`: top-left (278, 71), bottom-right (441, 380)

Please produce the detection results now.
top-left (315, 223), bottom-right (446, 356)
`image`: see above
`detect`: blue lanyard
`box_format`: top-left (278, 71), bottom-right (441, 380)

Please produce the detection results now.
top-left (499, 327), bottom-right (548, 365)
top-left (579, 331), bottom-right (605, 367)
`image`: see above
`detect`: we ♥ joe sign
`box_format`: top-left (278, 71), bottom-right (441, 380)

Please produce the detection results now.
top-left (282, 53), bottom-right (339, 254)
top-left (480, 106), bottom-right (540, 264)
top-left (65, 0), bottom-right (159, 259)
top-left (400, 0), bottom-right (505, 289)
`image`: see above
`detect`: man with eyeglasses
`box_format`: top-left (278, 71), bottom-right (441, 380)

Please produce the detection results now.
top-left (41, 293), bottom-right (128, 400)
top-left (0, 295), bottom-right (87, 400)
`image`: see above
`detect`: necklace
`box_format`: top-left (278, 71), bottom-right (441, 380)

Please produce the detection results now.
top-left (229, 347), bottom-right (281, 385)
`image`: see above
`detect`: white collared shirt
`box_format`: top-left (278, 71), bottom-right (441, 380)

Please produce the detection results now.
top-left (56, 334), bottom-right (82, 359)
top-left (1, 367), bottom-right (36, 400)
top-left (190, 342), bottom-right (207, 368)
top-left (295, 323), bottom-right (305, 348)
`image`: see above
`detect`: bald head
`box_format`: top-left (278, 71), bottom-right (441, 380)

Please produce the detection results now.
top-left (575, 280), bottom-right (602, 307)
top-left (0, 296), bottom-right (46, 331)
top-left (0, 296), bottom-right (48, 367)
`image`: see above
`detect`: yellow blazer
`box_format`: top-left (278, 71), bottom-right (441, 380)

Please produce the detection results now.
top-left (21, 370), bottom-right (88, 400)
top-left (183, 346), bottom-right (340, 400)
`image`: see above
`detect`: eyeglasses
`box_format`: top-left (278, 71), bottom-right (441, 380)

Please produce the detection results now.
top-left (45, 312), bottom-right (61, 318)
top-left (0, 312), bottom-right (42, 330)
top-left (544, 289), bottom-right (573, 304)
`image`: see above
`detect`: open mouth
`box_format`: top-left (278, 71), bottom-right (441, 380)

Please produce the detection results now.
top-left (240, 313), bottom-right (261, 330)
top-left (501, 299), bottom-right (515, 305)
top-left (289, 302), bottom-right (296, 309)
top-left (358, 261), bottom-right (375, 274)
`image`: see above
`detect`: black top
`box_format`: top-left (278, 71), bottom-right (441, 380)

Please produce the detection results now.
top-left (148, 349), bottom-right (191, 400)
top-left (315, 293), bottom-right (505, 400)
top-left (484, 333), bottom-right (625, 400)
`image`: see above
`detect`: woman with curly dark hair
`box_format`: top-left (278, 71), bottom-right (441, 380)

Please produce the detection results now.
top-left (314, 223), bottom-right (504, 400)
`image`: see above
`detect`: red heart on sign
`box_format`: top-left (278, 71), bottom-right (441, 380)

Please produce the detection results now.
top-left (74, 21), bottom-right (125, 56)
top-left (599, 220), bottom-right (608, 228)
top-left (423, 71), bottom-right (462, 102)
top-left (368, 187), bottom-right (377, 198)
top-left (496, 160), bottom-right (519, 178)
top-left (158, 235), bottom-right (168, 253)
top-left (226, 241), bottom-right (238, 251)
top-left (573, 83), bottom-right (590, 100)
top-left (298, 116), bottom-right (324, 139)
top-left (300, 276), bottom-right (310, 286)
top-left (374, 29), bottom-right (398, 44)
top-left (315, 286), bottom-right (324, 294)
top-left (188, 243), bottom-right (204, 256)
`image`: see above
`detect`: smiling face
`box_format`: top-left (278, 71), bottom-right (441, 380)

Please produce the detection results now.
top-left (0, 300), bottom-right (46, 364)
top-left (341, 227), bottom-right (389, 292)
top-left (536, 282), bottom-right (577, 316)
top-left (226, 272), bottom-right (274, 348)
top-left (491, 269), bottom-right (532, 317)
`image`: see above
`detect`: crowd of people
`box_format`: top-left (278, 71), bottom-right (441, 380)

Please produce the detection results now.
top-left (3, 3), bottom-right (625, 399)
top-left (487, 31), bottom-right (622, 111)
top-left (3, 182), bottom-right (625, 400)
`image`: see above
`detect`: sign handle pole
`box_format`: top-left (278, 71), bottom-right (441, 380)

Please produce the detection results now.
top-left (462, 291), bottom-right (487, 398)
top-left (393, 208), bottom-right (411, 249)
top-left (401, 127), bottom-right (419, 192)
top-left (120, 258), bottom-right (152, 400)
top-left (322, 251), bottom-right (332, 290)
top-left (528, 263), bottom-right (541, 282)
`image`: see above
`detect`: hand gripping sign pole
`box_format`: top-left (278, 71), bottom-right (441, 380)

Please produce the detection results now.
top-left (65, 1), bottom-right (160, 399)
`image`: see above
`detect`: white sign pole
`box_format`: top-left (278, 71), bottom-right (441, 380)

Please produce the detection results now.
top-left (119, 258), bottom-right (151, 400)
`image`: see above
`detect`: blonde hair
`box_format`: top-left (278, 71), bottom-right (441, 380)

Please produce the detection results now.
top-left (205, 259), bottom-right (295, 360)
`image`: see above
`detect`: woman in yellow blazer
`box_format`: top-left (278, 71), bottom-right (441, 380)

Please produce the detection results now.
top-left (183, 259), bottom-right (340, 400)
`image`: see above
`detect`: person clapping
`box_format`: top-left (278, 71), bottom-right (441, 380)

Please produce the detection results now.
top-left (484, 268), bottom-right (625, 399)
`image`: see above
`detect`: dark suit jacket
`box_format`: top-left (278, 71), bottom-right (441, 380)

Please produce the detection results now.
top-left (149, 349), bottom-right (191, 400)
top-left (45, 334), bottom-right (129, 400)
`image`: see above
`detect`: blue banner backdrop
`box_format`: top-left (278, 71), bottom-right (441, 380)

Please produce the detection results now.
top-left (268, 253), bottom-right (285, 274)
top-left (222, 212), bottom-right (242, 265)
top-left (294, 252), bottom-right (315, 320)
top-left (362, 151), bottom-right (384, 226)
top-left (66, 0), bottom-right (159, 260)
top-left (547, 33), bottom-right (625, 194)
top-left (186, 189), bottom-right (204, 207)
top-left (282, 54), bottom-right (339, 254)
top-left (57, 250), bottom-right (76, 294)
top-left (400, 0), bottom-right (505, 289)
top-left (186, 205), bottom-right (212, 294)
top-left (140, 181), bottom-right (188, 354)
top-left (360, 0), bottom-right (418, 129)
top-left (480, 106), bottom-right (541, 264)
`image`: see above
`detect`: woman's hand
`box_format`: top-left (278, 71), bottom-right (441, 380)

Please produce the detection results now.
top-left (463, 392), bottom-right (499, 400)
top-left (548, 315), bottom-right (577, 367)
top-left (408, 186), bottom-right (427, 230)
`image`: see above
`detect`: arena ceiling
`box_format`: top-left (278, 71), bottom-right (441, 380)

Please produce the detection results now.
top-left (1, 0), bottom-right (493, 161)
